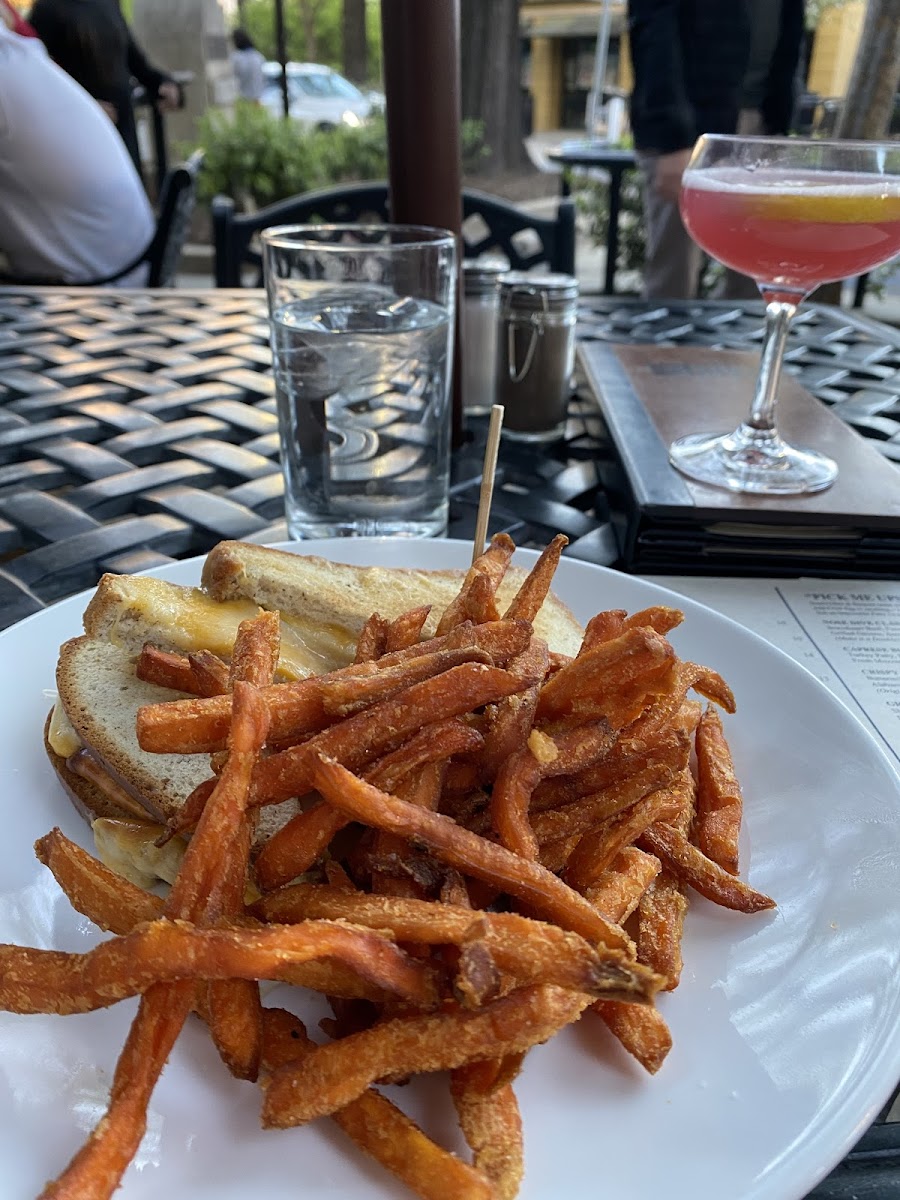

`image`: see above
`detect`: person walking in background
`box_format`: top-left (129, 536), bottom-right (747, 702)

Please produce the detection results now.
top-left (627, 0), bottom-right (805, 300)
top-left (231, 28), bottom-right (266, 104)
top-left (28, 0), bottom-right (180, 175)
top-left (0, 11), bottom-right (154, 285)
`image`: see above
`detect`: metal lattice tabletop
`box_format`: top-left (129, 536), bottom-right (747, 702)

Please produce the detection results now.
top-left (0, 288), bottom-right (618, 631)
top-left (576, 296), bottom-right (900, 457)
top-left (0, 286), bottom-right (899, 1194)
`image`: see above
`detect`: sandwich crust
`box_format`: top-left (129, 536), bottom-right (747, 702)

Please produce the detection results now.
top-left (202, 540), bottom-right (585, 658)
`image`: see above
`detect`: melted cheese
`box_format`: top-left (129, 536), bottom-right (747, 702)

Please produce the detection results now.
top-left (104, 579), bottom-right (355, 679)
top-left (47, 700), bottom-right (83, 758)
top-left (92, 817), bottom-right (260, 902)
top-left (92, 817), bottom-right (186, 890)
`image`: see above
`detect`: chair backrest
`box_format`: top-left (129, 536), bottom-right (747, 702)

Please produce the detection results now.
top-left (211, 181), bottom-right (576, 288)
top-left (144, 149), bottom-right (204, 287)
top-left (77, 150), bottom-right (203, 288)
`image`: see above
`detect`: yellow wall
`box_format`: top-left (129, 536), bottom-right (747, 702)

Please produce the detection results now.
top-left (531, 37), bottom-right (563, 131)
top-left (618, 30), bottom-right (632, 93)
top-left (808, 1), bottom-right (865, 98)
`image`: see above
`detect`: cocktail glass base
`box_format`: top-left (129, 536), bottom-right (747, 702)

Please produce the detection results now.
top-left (669, 424), bottom-right (838, 495)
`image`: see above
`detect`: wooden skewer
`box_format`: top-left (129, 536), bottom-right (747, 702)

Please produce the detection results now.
top-left (471, 404), bottom-right (504, 564)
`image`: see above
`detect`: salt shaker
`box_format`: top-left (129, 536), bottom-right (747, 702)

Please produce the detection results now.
top-left (496, 272), bottom-right (579, 441)
top-left (462, 259), bottom-right (507, 415)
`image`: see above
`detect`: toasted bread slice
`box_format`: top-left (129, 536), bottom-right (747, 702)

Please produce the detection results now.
top-left (52, 636), bottom-right (299, 842)
top-left (82, 574), bottom-right (352, 680)
top-left (201, 540), bottom-right (584, 658)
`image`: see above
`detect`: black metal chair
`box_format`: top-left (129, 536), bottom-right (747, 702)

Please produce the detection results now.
top-left (81, 149), bottom-right (204, 287)
top-left (211, 180), bottom-right (577, 287)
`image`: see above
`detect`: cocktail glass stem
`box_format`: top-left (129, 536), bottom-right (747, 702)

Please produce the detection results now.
top-left (745, 299), bottom-right (795, 435)
top-left (668, 294), bottom-right (839, 495)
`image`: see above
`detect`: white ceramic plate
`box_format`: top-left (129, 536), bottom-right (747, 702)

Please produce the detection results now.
top-left (1, 538), bottom-right (899, 1200)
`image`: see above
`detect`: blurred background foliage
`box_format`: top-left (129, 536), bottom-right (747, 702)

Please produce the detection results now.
top-left (238, 0), bottom-right (383, 85)
top-left (194, 106), bottom-right (486, 210)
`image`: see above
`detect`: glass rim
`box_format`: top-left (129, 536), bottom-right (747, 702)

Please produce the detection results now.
top-left (696, 133), bottom-right (898, 154)
top-left (260, 223), bottom-right (457, 251)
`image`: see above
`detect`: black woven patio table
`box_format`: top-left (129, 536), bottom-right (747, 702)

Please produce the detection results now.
top-left (0, 285), bottom-right (899, 1194)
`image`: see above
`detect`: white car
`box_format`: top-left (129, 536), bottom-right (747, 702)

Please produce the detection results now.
top-left (261, 62), bottom-right (383, 130)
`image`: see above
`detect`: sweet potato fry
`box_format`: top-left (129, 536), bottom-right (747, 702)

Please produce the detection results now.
top-left (593, 1000), bottom-right (672, 1074)
top-left (436, 533), bottom-right (515, 635)
top-left (387, 618), bottom-right (532, 668)
top-left (40, 978), bottom-right (196, 1200)
top-left (477, 638), bottom-right (548, 783)
top-left (310, 755), bottom-right (630, 950)
top-left (586, 847), bottom-right (661, 923)
top-left (502, 534), bottom-right (567, 624)
top-left (451, 1061), bottom-right (523, 1200)
top-left (636, 871), bottom-right (688, 991)
top-left (0, 917), bottom-right (436, 1014)
top-left (205, 824), bottom-right (262, 1077)
top-left (367, 719), bottom-right (483, 795)
top-left (694, 704), bottom-right (743, 875)
top-left (188, 649), bottom-right (231, 697)
top-left (42, 680), bottom-right (274, 1199)
top-left (563, 785), bottom-right (687, 893)
top-left (535, 627), bottom-right (676, 725)
top-left (34, 832), bottom-right (388, 1000)
top-left (354, 612), bottom-right (389, 662)
top-left (254, 884), bottom-right (659, 1001)
top-left (578, 610), bottom-right (626, 652)
top-left (229, 610), bottom-right (280, 688)
top-left (370, 761), bottom-right (447, 898)
top-left (35, 828), bottom-right (163, 934)
top-left (261, 984), bottom-right (591, 1127)
top-left (251, 663), bottom-right (537, 810)
top-left (384, 604), bottom-right (432, 653)
top-left (139, 622), bottom-right (534, 756)
top-left (135, 645), bottom-right (198, 694)
top-left (210, 614), bottom-right (281, 1079)
top-left (531, 727), bottom-right (689, 814)
top-left (623, 606), bottom-right (684, 636)
top-left (254, 800), bottom-right (346, 886)
top-left (262, 1008), bottom-right (496, 1200)
top-left (639, 823), bottom-right (775, 913)
top-left (319, 645), bottom-right (493, 717)
top-left (490, 718), bottom-right (617, 860)
top-left (532, 761), bottom-right (680, 846)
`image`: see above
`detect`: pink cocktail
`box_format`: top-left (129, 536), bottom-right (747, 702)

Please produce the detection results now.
top-left (681, 167), bottom-right (900, 299)
top-left (668, 135), bottom-right (900, 495)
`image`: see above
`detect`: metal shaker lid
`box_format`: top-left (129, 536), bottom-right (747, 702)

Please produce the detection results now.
top-left (463, 258), bottom-right (508, 296)
top-left (499, 272), bottom-right (580, 313)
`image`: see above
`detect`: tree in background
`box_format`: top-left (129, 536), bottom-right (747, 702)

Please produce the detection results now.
top-left (460, 0), bottom-right (525, 174)
top-left (836, 0), bottom-right (900, 138)
top-left (237, 0), bottom-right (380, 81)
top-left (343, 0), bottom-right (367, 83)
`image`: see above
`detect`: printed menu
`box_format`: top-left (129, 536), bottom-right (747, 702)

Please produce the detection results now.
top-left (649, 575), bottom-right (900, 771)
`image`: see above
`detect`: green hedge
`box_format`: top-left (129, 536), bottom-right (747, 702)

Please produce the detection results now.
top-left (194, 107), bottom-right (486, 211)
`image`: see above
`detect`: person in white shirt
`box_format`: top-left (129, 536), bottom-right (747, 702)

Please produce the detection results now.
top-left (231, 28), bottom-right (266, 104)
top-left (0, 17), bottom-right (155, 285)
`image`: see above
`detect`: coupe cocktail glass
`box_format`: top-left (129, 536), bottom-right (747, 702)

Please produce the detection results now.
top-left (671, 135), bottom-right (900, 494)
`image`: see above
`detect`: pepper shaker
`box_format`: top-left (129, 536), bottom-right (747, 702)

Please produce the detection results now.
top-left (495, 272), bottom-right (579, 441)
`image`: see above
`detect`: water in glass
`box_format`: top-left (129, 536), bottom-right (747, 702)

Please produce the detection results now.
top-left (271, 286), bottom-right (452, 538)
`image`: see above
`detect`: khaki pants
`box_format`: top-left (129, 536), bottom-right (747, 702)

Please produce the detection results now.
top-left (638, 109), bottom-right (763, 302)
top-left (636, 150), bottom-right (702, 301)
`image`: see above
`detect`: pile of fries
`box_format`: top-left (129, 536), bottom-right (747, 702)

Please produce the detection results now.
top-left (4, 533), bottom-right (775, 1200)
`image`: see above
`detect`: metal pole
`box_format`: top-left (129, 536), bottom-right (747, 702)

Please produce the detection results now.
top-left (274, 0), bottom-right (290, 120)
top-left (585, 0), bottom-right (613, 139)
top-left (380, 0), bottom-right (464, 446)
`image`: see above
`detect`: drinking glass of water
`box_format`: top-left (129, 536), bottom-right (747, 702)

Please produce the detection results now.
top-left (262, 224), bottom-right (457, 539)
